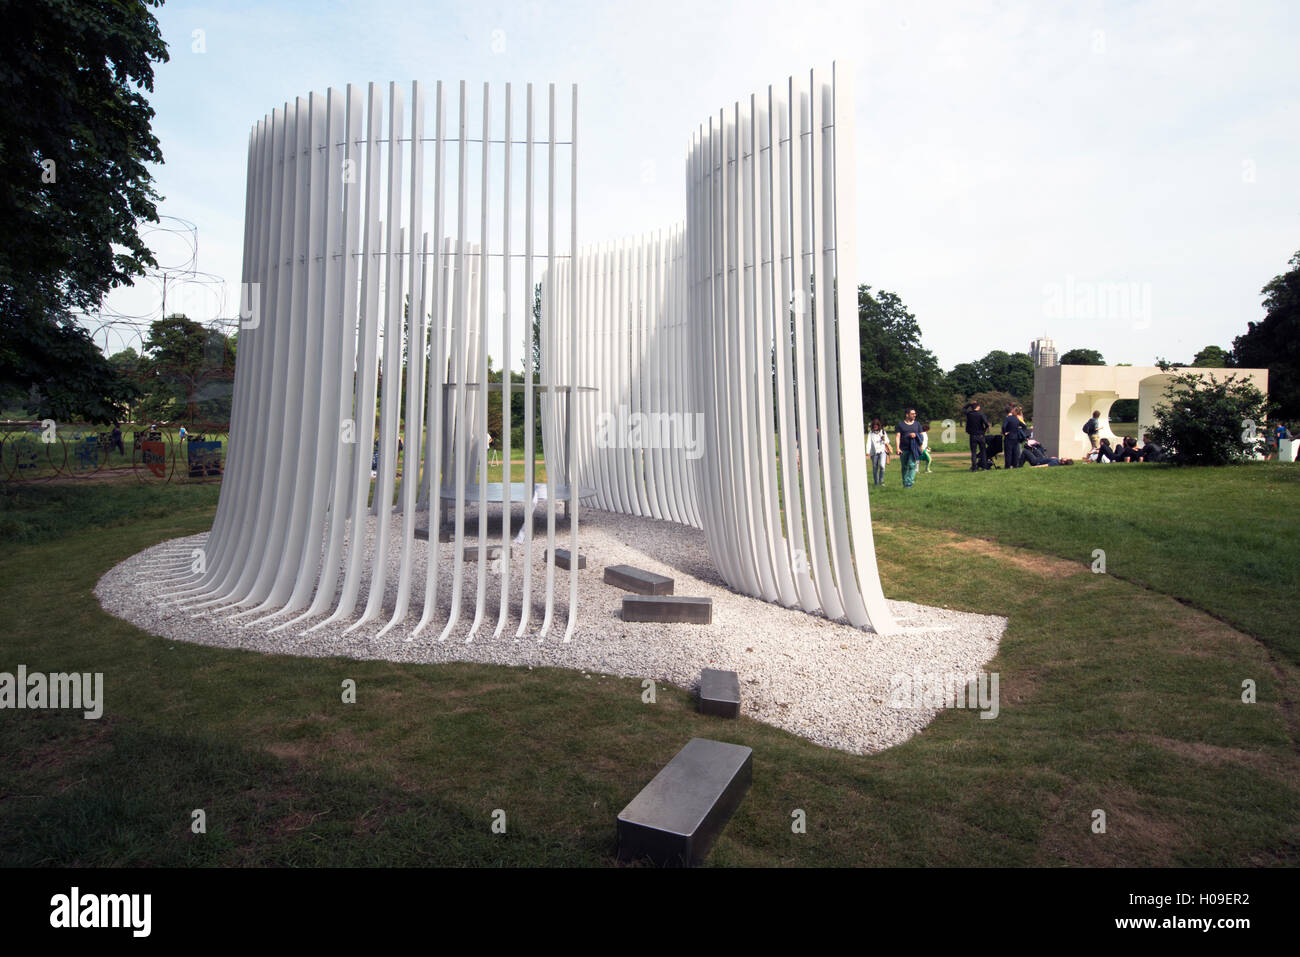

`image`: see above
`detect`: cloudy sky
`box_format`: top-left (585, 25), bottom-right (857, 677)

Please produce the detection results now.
top-left (95, 0), bottom-right (1300, 370)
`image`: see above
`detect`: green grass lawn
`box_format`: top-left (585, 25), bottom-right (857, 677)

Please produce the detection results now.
top-left (0, 461), bottom-right (1296, 866)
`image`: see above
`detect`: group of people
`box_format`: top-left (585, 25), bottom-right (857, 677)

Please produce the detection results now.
top-left (960, 400), bottom-right (1068, 470)
top-left (1081, 411), bottom-right (1164, 463)
top-left (867, 409), bottom-right (935, 488)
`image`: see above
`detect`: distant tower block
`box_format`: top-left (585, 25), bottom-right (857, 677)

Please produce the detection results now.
top-left (1031, 337), bottom-right (1058, 367)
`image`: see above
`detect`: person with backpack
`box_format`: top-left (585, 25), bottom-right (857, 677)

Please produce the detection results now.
top-left (1082, 410), bottom-right (1101, 451)
top-left (965, 401), bottom-right (990, 471)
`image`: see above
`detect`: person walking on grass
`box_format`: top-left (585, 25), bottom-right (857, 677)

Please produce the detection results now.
top-left (920, 423), bottom-right (934, 473)
top-left (1082, 410), bottom-right (1101, 451)
top-left (895, 407), bottom-right (924, 488)
top-left (867, 417), bottom-right (891, 486)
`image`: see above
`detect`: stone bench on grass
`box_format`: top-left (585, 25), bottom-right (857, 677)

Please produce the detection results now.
top-left (620, 595), bottom-right (712, 624)
top-left (603, 564), bottom-right (673, 595)
top-left (698, 668), bottom-right (740, 718)
top-left (616, 737), bottom-right (753, 867)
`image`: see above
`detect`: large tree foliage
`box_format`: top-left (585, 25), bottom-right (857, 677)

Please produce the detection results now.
top-left (135, 314), bottom-right (234, 424)
top-left (1059, 348), bottom-right (1106, 365)
top-left (1192, 345), bottom-right (1232, 368)
top-left (1234, 250), bottom-right (1300, 420)
top-left (1147, 370), bottom-right (1270, 466)
top-left (858, 285), bottom-right (947, 424)
top-left (944, 350), bottom-right (1037, 417)
top-left (0, 0), bottom-right (169, 423)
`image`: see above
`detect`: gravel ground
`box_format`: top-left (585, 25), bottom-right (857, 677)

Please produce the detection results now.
top-left (95, 505), bottom-right (1006, 755)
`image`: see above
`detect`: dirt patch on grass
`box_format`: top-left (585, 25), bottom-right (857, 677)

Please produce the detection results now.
top-left (1139, 734), bottom-right (1287, 774)
top-left (13, 713), bottom-right (116, 777)
top-left (265, 727), bottom-right (365, 763)
top-left (940, 537), bottom-right (1083, 579)
top-left (1034, 783), bottom-right (1182, 866)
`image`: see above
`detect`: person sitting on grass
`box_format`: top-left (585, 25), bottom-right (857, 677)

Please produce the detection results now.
top-left (1112, 434), bottom-right (1144, 462)
top-left (1138, 433), bottom-right (1164, 462)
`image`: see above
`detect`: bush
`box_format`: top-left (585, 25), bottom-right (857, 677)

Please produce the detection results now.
top-left (1147, 371), bottom-right (1271, 465)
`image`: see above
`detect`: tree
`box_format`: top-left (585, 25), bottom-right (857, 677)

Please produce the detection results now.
top-left (1192, 345), bottom-right (1232, 368)
top-left (1147, 370), bottom-right (1271, 465)
top-left (944, 362), bottom-right (990, 400)
top-left (858, 285), bottom-right (948, 424)
top-left (975, 349), bottom-right (1035, 401)
top-left (135, 314), bottom-right (234, 425)
top-left (0, 0), bottom-right (169, 423)
top-left (1059, 348), bottom-right (1106, 366)
top-left (1233, 250), bottom-right (1300, 419)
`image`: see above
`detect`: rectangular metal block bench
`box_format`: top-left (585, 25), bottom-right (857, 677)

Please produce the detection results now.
top-left (463, 545), bottom-right (508, 562)
top-left (545, 547), bottom-right (586, 570)
top-left (620, 595), bottom-right (711, 624)
top-left (604, 564), bottom-right (673, 595)
top-left (699, 668), bottom-right (740, 718)
top-left (616, 738), bottom-right (753, 866)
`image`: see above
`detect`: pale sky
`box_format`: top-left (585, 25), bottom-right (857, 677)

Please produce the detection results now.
top-left (92, 0), bottom-right (1300, 371)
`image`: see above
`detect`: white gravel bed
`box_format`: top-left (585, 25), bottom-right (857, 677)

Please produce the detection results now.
top-left (95, 506), bottom-right (1007, 755)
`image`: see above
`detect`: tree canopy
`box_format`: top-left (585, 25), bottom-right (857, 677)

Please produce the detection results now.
top-left (1234, 250), bottom-right (1300, 420)
top-left (1191, 345), bottom-right (1232, 368)
top-left (0, 0), bottom-right (169, 423)
top-left (1059, 348), bottom-right (1106, 366)
top-left (858, 285), bottom-right (948, 424)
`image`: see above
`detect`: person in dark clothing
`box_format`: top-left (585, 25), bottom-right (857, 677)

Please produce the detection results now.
top-left (1096, 437), bottom-right (1116, 462)
top-left (1139, 434), bottom-right (1164, 462)
top-left (894, 408), bottom-right (924, 488)
top-left (964, 401), bottom-right (990, 471)
top-left (1001, 406), bottom-right (1022, 468)
top-left (1112, 436), bottom-right (1139, 462)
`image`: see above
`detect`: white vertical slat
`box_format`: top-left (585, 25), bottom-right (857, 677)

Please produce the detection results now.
top-left (831, 61), bottom-right (895, 633)
top-left (227, 96), bottom-right (309, 615)
top-left (772, 88), bottom-right (817, 612)
top-left (562, 82), bottom-right (579, 642)
top-left (740, 96), bottom-right (779, 601)
top-left (380, 80), bottom-right (427, 636)
top-left (269, 88), bottom-right (347, 626)
top-left (352, 81), bottom-right (405, 631)
top-left (439, 81), bottom-right (472, 643)
top-left (294, 84), bottom-right (365, 627)
top-left (493, 82), bottom-right (514, 640)
top-left (537, 82), bottom-right (558, 641)
top-left (515, 84), bottom-right (536, 639)
top-left (250, 89), bottom-right (330, 621)
top-left (311, 83), bottom-right (384, 631)
top-left (792, 79), bottom-right (844, 621)
top-left (811, 69), bottom-right (862, 628)
top-left (413, 83), bottom-right (448, 638)
top-left (467, 83), bottom-right (492, 641)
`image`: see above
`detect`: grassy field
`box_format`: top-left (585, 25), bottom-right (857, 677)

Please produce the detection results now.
top-left (0, 456), bottom-right (1296, 866)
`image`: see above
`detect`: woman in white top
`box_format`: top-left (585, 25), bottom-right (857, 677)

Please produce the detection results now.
top-left (866, 417), bottom-right (891, 486)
